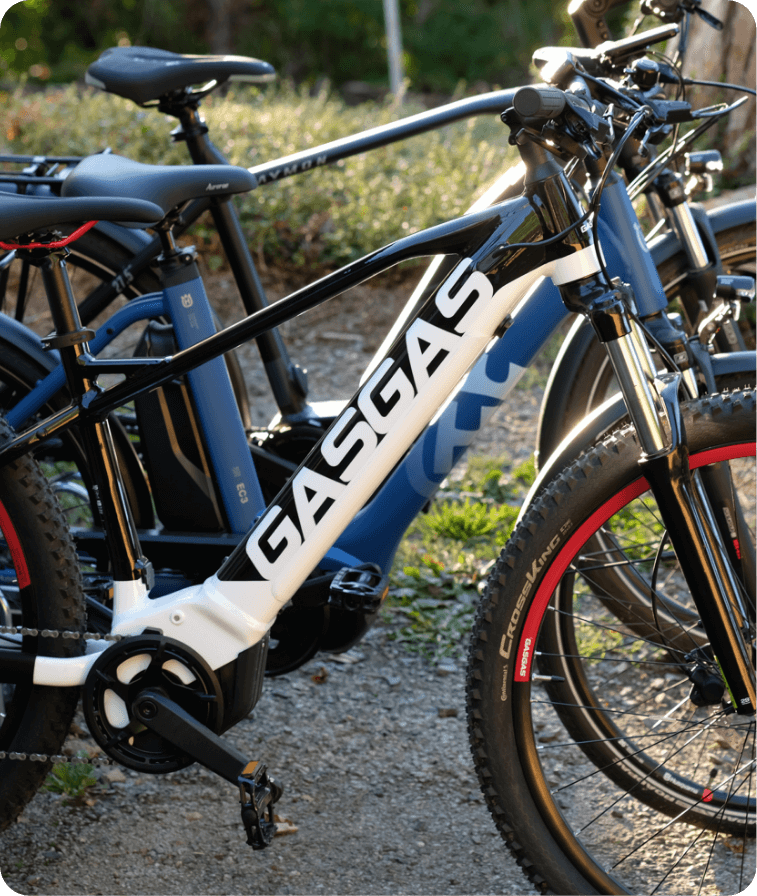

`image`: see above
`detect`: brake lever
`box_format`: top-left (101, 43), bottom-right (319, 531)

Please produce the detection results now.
top-left (687, 0), bottom-right (724, 30)
top-left (564, 93), bottom-right (615, 148)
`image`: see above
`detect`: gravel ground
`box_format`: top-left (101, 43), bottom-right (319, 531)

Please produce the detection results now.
top-left (0, 640), bottom-right (528, 896)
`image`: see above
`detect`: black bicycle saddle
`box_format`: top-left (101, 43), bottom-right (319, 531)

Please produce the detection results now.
top-left (62, 153), bottom-right (257, 215)
top-left (86, 46), bottom-right (276, 106)
top-left (0, 193), bottom-right (163, 243)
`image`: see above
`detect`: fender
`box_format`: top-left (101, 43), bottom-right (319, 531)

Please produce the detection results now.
top-left (0, 313), bottom-right (60, 373)
top-left (523, 349), bottom-right (757, 520)
top-left (0, 316), bottom-right (155, 528)
top-left (92, 219), bottom-right (155, 253)
top-left (536, 198), bottom-right (756, 465)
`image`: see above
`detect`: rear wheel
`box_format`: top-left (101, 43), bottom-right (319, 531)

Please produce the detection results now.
top-left (468, 390), bottom-right (756, 895)
top-left (0, 420), bottom-right (86, 830)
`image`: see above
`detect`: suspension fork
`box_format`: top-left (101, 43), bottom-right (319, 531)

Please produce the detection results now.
top-left (561, 274), bottom-right (756, 715)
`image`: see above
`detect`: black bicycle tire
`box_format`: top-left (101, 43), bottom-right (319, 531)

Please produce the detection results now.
top-left (0, 419), bottom-right (86, 830)
top-left (536, 221), bottom-right (756, 466)
top-left (467, 389), bottom-right (755, 895)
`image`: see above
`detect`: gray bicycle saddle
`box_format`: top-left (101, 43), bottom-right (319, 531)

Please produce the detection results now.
top-left (62, 153), bottom-right (257, 216)
top-left (0, 193), bottom-right (163, 243)
top-left (86, 46), bottom-right (276, 106)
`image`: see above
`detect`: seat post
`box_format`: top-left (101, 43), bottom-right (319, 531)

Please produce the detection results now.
top-left (34, 248), bottom-right (95, 388)
top-left (170, 103), bottom-right (311, 418)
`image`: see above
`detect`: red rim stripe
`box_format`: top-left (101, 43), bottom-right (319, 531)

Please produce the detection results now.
top-left (514, 441), bottom-right (756, 682)
top-left (0, 499), bottom-right (30, 590)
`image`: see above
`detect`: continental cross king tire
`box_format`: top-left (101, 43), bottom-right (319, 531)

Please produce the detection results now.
top-left (0, 420), bottom-right (86, 830)
top-left (467, 390), bottom-right (755, 895)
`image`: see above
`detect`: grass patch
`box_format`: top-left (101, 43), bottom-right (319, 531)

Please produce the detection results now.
top-left (384, 453), bottom-right (535, 662)
top-left (42, 756), bottom-right (97, 806)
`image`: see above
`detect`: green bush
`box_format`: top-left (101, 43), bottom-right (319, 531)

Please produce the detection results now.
top-left (1, 82), bottom-right (518, 273)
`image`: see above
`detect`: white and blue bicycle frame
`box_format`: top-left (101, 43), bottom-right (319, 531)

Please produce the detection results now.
top-left (1, 165), bottom-right (752, 685)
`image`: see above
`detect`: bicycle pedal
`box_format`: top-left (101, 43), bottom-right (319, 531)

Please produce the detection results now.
top-left (238, 761), bottom-right (281, 850)
top-left (329, 563), bottom-right (388, 614)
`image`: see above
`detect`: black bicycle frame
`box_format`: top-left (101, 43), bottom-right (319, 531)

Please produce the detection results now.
top-left (0, 194), bottom-right (546, 466)
top-left (0, 88), bottom-right (525, 421)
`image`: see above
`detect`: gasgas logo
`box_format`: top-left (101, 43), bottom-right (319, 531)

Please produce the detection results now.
top-left (245, 259), bottom-right (496, 580)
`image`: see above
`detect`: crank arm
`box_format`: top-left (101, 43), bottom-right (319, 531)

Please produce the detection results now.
top-left (132, 689), bottom-right (281, 849)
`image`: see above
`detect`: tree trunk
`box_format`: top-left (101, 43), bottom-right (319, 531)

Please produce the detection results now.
top-left (206, 0), bottom-right (233, 55)
top-left (680, 0), bottom-right (756, 180)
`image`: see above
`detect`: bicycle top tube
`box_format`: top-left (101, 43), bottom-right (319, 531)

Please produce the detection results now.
top-left (246, 88), bottom-right (523, 185)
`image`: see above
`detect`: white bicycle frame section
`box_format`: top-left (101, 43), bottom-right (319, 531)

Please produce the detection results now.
top-left (33, 244), bottom-right (601, 687)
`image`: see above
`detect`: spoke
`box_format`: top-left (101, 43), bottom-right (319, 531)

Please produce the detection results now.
top-left (556, 603), bottom-right (695, 660)
top-left (538, 648), bottom-right (689, 668)
top-left (693, 755), bottom-right (754, 896)
top-left (532, 697), bottom-right (702, 727)
top-left (570, 714), bottom-right (723, 833)
top-left (610, 758), bottom-right (756, 868)
top-left (646, 771), bottom-right (755, 896)
top-left (547, 712), bottom-right (727, 795)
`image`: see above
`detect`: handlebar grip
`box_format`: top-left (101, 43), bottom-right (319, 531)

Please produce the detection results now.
top-left (513, 86), bottom-right (566, 120)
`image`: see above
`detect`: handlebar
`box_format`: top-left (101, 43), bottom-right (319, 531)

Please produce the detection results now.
top-left (594, 22), bottom-right (680, 64)
top-left (569, 0), bottom-right (721, 48)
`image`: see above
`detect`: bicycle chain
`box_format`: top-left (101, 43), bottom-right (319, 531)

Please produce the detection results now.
top-left (1, 623), bottom-right (122, 767)
top-left (0, 624), bottom-right (122, 642)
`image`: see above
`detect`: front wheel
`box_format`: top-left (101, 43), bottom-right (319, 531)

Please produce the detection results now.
top-left (467, 390), bottom-right (755, 895)
top-left (0, 420), bottom-right (86, 829)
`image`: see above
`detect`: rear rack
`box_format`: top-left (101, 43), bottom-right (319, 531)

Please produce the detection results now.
top-left (0, 151), bottom-right (106, 194)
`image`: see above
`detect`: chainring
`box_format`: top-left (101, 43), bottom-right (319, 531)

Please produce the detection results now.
top-left (82, 633), bottom-right (224, 773)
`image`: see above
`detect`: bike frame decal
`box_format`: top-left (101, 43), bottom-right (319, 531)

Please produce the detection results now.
top-left (512, 441), bottom-right (757, 683)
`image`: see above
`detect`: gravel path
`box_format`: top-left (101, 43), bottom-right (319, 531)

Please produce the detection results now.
top-left (0, 639), bottom-right (528, 896)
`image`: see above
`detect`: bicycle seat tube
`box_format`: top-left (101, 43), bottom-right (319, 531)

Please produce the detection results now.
top-left (34, 246), bottom-right (152, 590)
top-left (172, 102), bottom-right (310, 419)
